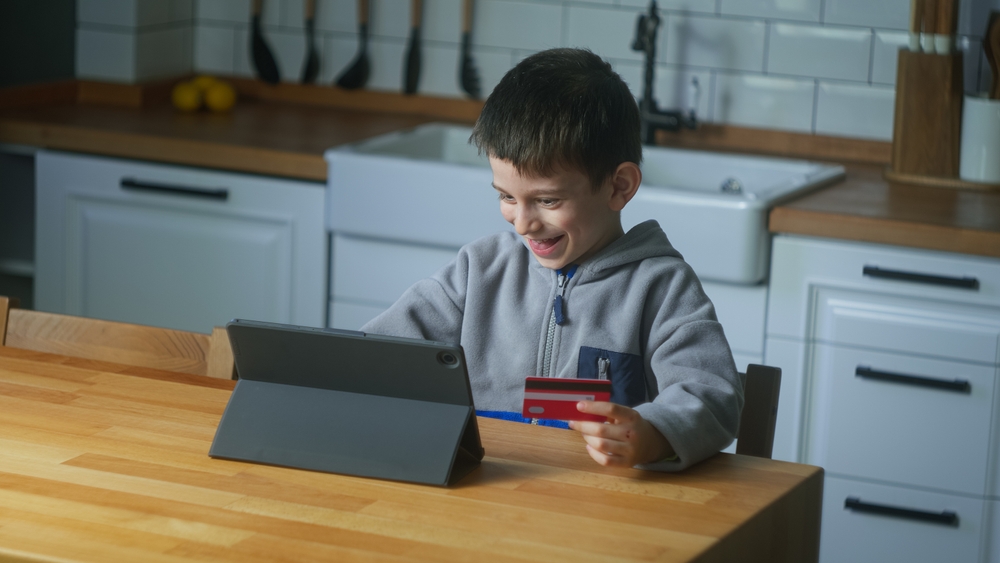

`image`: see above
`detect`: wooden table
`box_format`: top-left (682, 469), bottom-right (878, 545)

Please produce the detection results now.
top-left (0, 346), bottom-right (823, 562)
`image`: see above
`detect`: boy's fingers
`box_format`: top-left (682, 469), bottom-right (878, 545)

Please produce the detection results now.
top-left (576, 400), bottom-right (637, 422)
top-left (581, 433), bottom-right (631, 457)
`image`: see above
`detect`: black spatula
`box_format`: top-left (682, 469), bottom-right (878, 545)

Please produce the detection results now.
top-left (336, 0), bottom-right (370, 89)
top-left (251, 0), bottom-right (280, 84)
top-left (301, 0), bottom-right (319, 84)
top-left (403, 0), bottom-right (423, 94)
top-left (458, 0), bottom-right (481, 99)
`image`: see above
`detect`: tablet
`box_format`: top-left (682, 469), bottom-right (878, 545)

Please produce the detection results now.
top-left (209, 319), bottom-right (484, 486)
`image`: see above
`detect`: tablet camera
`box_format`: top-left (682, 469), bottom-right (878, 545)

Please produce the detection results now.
top-left (437, 351), bottom-right (460, 367)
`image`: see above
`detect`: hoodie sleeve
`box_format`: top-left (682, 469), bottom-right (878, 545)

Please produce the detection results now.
top-left (632, 263), bottom-right (744, 472)
top-left (360, 249), bottom-right (471, 345)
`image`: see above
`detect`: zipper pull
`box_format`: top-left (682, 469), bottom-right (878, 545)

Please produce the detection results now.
top-left (598, 357), bottom-right (610, 380)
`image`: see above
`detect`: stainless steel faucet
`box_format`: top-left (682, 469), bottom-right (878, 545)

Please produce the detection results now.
top-left (631, 0), bottom-right (699, 144)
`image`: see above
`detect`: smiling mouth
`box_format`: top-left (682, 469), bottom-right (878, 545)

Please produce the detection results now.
top-left (528, 236), bottom-right (564, 255)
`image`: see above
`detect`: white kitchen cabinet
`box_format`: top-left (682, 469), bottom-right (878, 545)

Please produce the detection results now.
top-left (764, 234), bottom-right (1000, 563)
top-left (35, 150), bottom-right (326, 333)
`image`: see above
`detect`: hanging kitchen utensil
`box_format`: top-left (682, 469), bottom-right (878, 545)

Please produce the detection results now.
top-left (986, 11), bottom-right (1000, 99)
top-left (301, 0), bottom-right (320, 83)
top-left (403, 0), bottom-right (423, 94)
top-left (458, 0), bottom-right (481, 99)
top-left (336, 0), bottom-right (370, 89)
top-left (251, 0), bottom-right (280, 84)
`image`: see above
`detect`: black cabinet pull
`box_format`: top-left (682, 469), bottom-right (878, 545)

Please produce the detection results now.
top-left (121, 177), bottom-right (229, 201)
top-left (862, 265), bottom-right (978, 290)
top-left (845, 497), bottom-right (959, 527)
top-left (855, 366), bottom-right (970, 393)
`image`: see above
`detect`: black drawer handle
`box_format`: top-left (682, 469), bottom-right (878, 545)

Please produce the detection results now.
top-left (855, 366), bottom-right (970, 393)
top-left (845, 497), bottom-right (958, 527)
top-left (121, 177), bottom-right (229, 201)
top-left (863, 265), bottom-right (979, 290)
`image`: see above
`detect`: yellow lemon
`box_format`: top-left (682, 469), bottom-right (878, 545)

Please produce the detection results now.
top-left (204, 81), bottom-right (236, 113)
top-left (171, 81), bottom-right (202, 112)
top-left (191, 75), bottom-right (218, 92)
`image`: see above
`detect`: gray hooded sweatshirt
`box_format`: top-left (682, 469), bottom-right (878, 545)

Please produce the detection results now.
top-left (362, 220), bottom-right (743, 471)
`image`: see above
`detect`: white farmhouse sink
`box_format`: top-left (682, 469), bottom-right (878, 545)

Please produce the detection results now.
top-left (326, 123), bottom-right (843, 284)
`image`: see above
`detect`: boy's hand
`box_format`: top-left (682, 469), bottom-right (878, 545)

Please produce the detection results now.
top-left (568, 401), bottom-right (675, 467)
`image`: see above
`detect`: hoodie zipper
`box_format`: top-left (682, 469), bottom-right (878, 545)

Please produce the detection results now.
top-left (540, 265), bottom-right (577, 378)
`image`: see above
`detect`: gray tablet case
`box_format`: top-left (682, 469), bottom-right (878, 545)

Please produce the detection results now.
top-left (209, 319), bottom-right (484, 486)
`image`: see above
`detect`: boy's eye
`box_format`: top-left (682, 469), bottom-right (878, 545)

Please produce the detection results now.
top-left (538, 198), bottom-right (557, 206)
top-left (497, 193), bottom-right (514, 203)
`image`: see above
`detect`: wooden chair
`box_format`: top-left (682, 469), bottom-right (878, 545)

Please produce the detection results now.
top-left (0, 296), bottom-right (235, 380)
top-left (735, 364), bottom-right (782, 459)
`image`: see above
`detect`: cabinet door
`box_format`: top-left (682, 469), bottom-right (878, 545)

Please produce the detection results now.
top-left (820, 476), bottom-right (983, 563)
top-left (36, 151), bottom-right (325, 333)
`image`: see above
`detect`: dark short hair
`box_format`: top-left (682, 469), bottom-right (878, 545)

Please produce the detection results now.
top-left (470, 48), bottom-right (642, 191)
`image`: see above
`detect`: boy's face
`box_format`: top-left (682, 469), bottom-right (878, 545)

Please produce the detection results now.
top-left (490, 157), bottom-right (624, 270)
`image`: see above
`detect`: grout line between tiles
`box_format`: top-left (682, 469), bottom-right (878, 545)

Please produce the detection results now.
top-left (810, 78), bottom-right (819, 134)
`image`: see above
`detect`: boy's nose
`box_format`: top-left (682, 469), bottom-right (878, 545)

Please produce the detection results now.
top-left (512, 206), bottom-right (540, 235)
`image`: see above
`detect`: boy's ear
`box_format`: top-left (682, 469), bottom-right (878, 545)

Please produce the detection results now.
top-left (607, 162), bottom-right (642, 212)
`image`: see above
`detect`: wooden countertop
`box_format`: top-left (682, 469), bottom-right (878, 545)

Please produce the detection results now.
top-left (769, 163), bottom-right (1000, 259)
top-left (2, 79), bottom-right (998, 258)
top-left (0, 346), bottom-right (822, 562)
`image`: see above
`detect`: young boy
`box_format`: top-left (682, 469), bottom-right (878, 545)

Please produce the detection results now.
top-left (362, 48), bottom-right (742, 471)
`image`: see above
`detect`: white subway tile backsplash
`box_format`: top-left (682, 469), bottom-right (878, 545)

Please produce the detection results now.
top-left (871, 30), bottom-right (907, 85)
top-left (316, 0), bottom-right (357, 33)
top-left (615, 61), bottom-right (712, 118)
top-left (473, 0), bottom-right (563, 51)
top-left (663, 14), bottom-right (766, 72)
top-left (469, 48), bottom-right (516, 98)
top-left (566, 6), bottom-right (643, 62)
top-left (713, 72), bottom-right (815, 132)
top-left (720, 0), bottom-right (821, 22)
top-left (78, 0), bottom-right (139, 27)
top-left (414, 44), bottom-right (464, 97)
top-left (323, 35), bottom-right (364, 84)
top-left (371, 0), bottom-right (410, 39)
top-left (619, 0), bottom-right (715, 13)
top-left (815, 81), bottom-right (894, 140)
top-left (136, 0), bottom-right (195, 27)
top-left (423, 0), bottom-right (462, 43)
top-left (76, 28), bottom-right (136, 82)
top-left (364, 38), bottom-right (407, 92)
top-left (234, 27), bottom-right (257, 77)
top-left (197, 0), bottom-right (251, 24)
top-left (822, 0), bottom-right (908, 30)
top-left (767, 23), bottom-right (871, 82)
top-left (264, 28), bottom-right (308, 82)
top-left (136, 27), bottom-right (193, 81)
top-left (194, 25), bottom-right (236, 74)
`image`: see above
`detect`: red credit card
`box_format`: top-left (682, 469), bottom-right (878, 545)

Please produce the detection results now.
top-left (522, 377), bottom-right (611, 422)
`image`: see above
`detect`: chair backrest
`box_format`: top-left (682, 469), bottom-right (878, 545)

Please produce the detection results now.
top-left (735, 364), bottom-right (782, 459)
top-left (0, 298), bottom-right (235, 380)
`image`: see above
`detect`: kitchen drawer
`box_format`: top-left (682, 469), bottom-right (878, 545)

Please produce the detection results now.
top-left (36, 151), bottom-right (326, 333)
top-left (768, 235), bottom-right (1000, 341)
top-left (331, 234), bottom-right (458, 305)
top-left (820, 476), bottom-right (983, 563)
top-left (806, 343), bottom-right (995, 496)
top-left (813, 286), bottom-right (1000, 364)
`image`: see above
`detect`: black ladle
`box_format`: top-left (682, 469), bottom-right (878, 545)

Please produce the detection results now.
top-left (301, 0), bottom-right (319, 84)
top-left (251, 0), bottom-right (280, 84)
top-left (336, 0), bottom-right (370, 90)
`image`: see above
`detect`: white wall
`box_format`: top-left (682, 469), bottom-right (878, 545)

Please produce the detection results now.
top-left (76, 0), bottom-right (999, 142)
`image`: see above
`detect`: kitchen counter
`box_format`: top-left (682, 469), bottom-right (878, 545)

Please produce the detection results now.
top-left (2, 79), bottom-right (999, 258)
top-left (769, 163), bottom-right (1000, 259)
top-left (0, 99), bottom-right (435, 181)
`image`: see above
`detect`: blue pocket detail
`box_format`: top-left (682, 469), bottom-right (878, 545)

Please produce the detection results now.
top-left (577, 346), bottom-right (646, 407)
top-left (476, 410), bottom-right (570, 429)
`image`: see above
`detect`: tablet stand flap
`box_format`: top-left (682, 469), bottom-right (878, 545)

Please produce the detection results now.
top-left (210, 380), bottom-right (480, 486)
